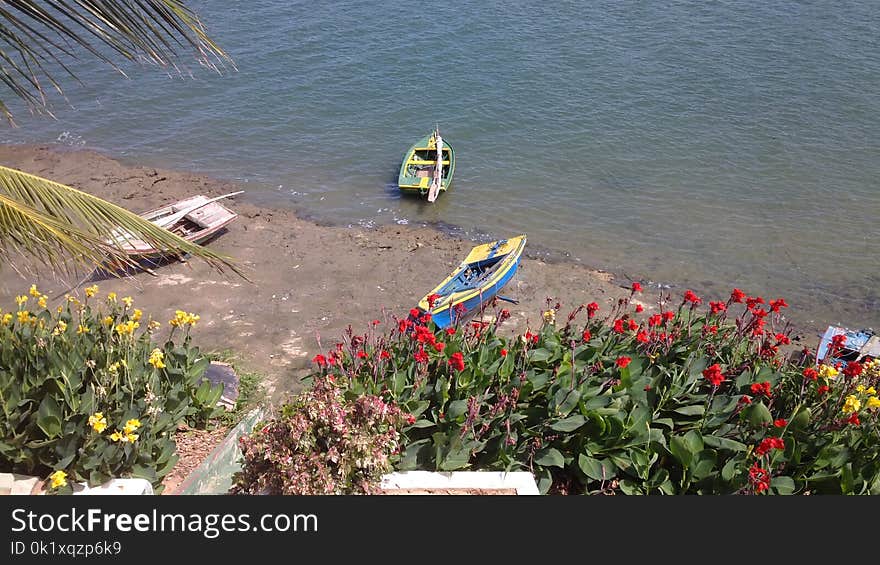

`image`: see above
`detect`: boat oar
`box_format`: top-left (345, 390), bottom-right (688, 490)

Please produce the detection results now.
top-left (496, 295), bottom-right (519, 305)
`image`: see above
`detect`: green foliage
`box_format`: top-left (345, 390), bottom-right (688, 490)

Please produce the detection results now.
top-left (0, 284), bottom-right (221, 493)
top-left (305, 290), bottom-right (880, 495)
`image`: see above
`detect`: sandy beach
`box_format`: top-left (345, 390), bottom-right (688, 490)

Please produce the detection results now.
top-left (0, 144), bottom-right (820, 401)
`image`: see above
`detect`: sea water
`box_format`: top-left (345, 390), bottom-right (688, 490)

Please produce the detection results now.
top-left (1, 0), bottom-right (877, 332)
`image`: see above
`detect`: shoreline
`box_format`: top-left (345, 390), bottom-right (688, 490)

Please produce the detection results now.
top-left (0, 143), bottom-right (825, 399)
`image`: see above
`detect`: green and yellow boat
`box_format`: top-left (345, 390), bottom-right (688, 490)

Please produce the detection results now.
top-left (397, 127), bottom-right (455, 202)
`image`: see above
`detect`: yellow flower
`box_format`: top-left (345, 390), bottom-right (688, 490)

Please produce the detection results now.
top-left (110, 431), bottom-right (123, 442)
top-left (1, 313), bottom-right (12, 325)
top-left (88, 412), bottom-right (107, 433)
top-left (77, 324), bottom-right (90, 335)
top-left (29, 284), bottom-right (40, 297)
top-left (148, 348), bottom-right (166, 369)
top-left (84, 285), bottom-right (99, 298)
top-left (108, 362), bottom-right (120, 373)
top-left (170, 310), bottom-right (200, 328)
top-left (53, 320), bottom-right (68, 335)
top-left (106, 292), bottom-right (117, 303)
top-left (147, 319), bottom-right (161, 332)
top-left (543, 309), bottom-right (556, 324)
top-left (103, 316), bottom-right (114, 327)
top-left (856, 384), bottom-right (866, 393)
top-left (867, 397), bottom-right (880, 410)
top-left (49, 470), bottom-right (67, 489)
top-left (842, 395), bottom-right (861, 414)
top-left (17, 310), bottom-right (30, 324)
top-left (15, 295), bottom-right (28, 306)
top-left (37, 295), bottom-right (47, 309)
top-left (115, 320), bottom-right (139, 336)
top-left (124, 433), bottom-right (139, 443)
top-left (122, 296), bottom-right (133, 308)
top-left (123, 418), bottom-right (142, 434)
top-left (132, 309), bottom-right (143, 322)
top-left (818, 364), bottom-right (839, 380)
top-left (867, 387), bottom-right (877, 396)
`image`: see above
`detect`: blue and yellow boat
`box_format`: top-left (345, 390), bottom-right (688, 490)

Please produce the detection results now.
top-left (397, 127), bottom-right (455, 202)
top-left (415, 235), bottom-right (527, 328)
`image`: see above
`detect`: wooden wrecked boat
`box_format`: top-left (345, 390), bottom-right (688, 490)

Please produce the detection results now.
top-left (105, 192), bottom-right (240, 262)
top-left (415, 235), bottom-right (526, 328)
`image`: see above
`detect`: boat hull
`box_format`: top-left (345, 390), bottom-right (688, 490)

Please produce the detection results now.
top-left (416, 235), bottom-right (526, 329)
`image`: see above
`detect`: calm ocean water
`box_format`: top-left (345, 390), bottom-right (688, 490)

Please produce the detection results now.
top-left (1, 1), bottom-right (878, 332)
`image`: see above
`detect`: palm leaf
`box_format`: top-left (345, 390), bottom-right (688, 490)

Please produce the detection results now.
top-left (0, 1), bottom-right (235, 123)
top-left (0, 164), bottom-right (245, 278)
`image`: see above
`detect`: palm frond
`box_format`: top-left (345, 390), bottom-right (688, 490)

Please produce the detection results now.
top-left (0, 0), bottom-right (235, 122)
top-left (0, 164), bottom-right (246, 279)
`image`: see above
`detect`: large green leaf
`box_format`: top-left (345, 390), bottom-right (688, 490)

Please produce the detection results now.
top-left (535, 447), bottom-right (565, 468)
top-left (36, 396), bottom-right (62, 439)
top-left (703, 435), bottom-right (747, 452)
top-left (551, 414), bottom-right (586, 432)
top-left (578, 454), bottom-right (617, 481)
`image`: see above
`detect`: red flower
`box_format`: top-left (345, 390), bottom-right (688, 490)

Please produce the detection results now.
top-left (745, 296), bottom-right (765, 309)
top-left (802, 367), bottom-right (818, 381)
top-left (311, 354), bottom-right (327, 367)
top-left (380, 350), bottom-right (391, 360)
top-left (586, 302), bottom-right (600, 318)
top-left (683, 290), bottom-right (702, 305)
top-left (427, 293), bottom-right (442, 309)
top-left (769, 298), bottom-right (788, 312)
top-left (843, 361), bottom-right (863, 379)
top-left (499, 309), bottom-right (511, 321)
top-left (730, 288), bottom-right (746, 303)
top-left (420, 312), bottom-right (433, 324)
top-left (751, 308), bottom-right (768, 319)
top-left (702, 363), bottom-right (725, 387)
top-left (448, 351), bottom-right (465, 372)
top-left (636, 330), bottom-right (649, 343)
top-left (774, 419), bottom-right (787, 428)
top-left (775, 333), bottom-right (791, 346)
top-left (405, 414), bottom-right (416, 425)
top-left (738, 395), bottom-right (752, 405)
top-left (631, 282), bottom-right (643, 293)
top-left (648, 314), bottom-right (663, 327)
top-left (409, 308), bottom-right (421, 319)
top-left (525, 331), bottom-right (539, 344)
top-left (755, 437), bottom-right (785, 456)
top-left (357, 350), bottom-right (368, 359)
top-left (635, 304), bottom-right (644, 313)
top-left (662, 311), bottom-right (675, 322)
top-left (615, 356), bottom-right (632, 368)
top-left (613, 319), bottom-right (625, 333)
top-left (453, 303), bottom-right (467, 315)
top-left (582, 329), bottom-right (592, 342)
top-left (817, 385), bottom-right (830, 396)
top-left (445, 327), bottom-right (456, 336)
top-left (750, 381), bottom-right (772, 398)
top-left (414, 347), bottom-right (428, 364)
top-left (500, 348), bottom-right (508, 357)
top-left (709, 301), bottom-right (727, 315)
top-left (627, 319), bottom-right (639, 331)
top-left (847, 413), bottom-right (860, 426)
top-left (372, 319), bottom-right (381, 326)
top-left (433, 341), bottom-right (446, 352)
top-left (703, 324), bottom-right (718, 335)
top-left (749, 462), bottom-right (771, 493)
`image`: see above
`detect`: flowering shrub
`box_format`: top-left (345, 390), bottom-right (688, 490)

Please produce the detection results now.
top-left (0, 284), bottom-right (224, 493)
top-left (305, 288), bottom-right (880, 494)
top-left (231, 378), bottom-right (411, 494)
